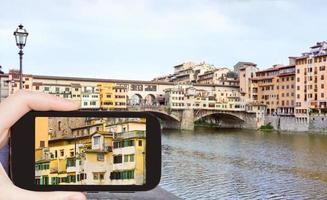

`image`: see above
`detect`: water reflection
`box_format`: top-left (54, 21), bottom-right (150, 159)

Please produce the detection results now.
top-left (160, 127), bottom-right (327, 200)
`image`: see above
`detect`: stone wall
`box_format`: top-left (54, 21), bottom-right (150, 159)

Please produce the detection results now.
top-left (309, 115), bottom-right (327, 132)
top-left (180, 109), bottom-right (194, 130)
top-left (49, 117), bottom-right (87, 138)
top-left (265, 116), bottom-right (309, 132)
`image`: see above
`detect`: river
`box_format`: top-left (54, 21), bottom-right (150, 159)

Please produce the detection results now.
top-left (159, 127), bottom-right (327, 200)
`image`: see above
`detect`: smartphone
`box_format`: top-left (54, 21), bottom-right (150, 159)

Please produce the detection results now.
top-left (10, 111), bottom-right (161, 192)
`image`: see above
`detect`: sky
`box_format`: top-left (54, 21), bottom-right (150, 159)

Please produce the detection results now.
top-left (0, 0), bottom-right (326, 80)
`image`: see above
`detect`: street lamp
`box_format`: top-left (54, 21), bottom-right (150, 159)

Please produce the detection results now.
top-left (13, 24), bottom-right (28, 89)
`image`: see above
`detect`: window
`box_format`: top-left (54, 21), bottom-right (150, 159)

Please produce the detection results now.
top-left (320, 66), bottom-right (325, 71)
top-left (60, 150), bottom-right (64, 157)
top-left (97, 153), bottom-right (104, 161)
top-left (58, 121), bottom-right (61, 131)
top-left (93, 173), bottom-right (99, 180)
top-left (66, 159), bottom-right (76, 167)
top-left (40, 141), bottom-right (45, 148)
top-left (80, 173), bottom-right (87, 180)
top-left (138, 140), bottom-right (143, 147)
top-left (110, 170), bottom-right (134, 180)
top-left (100, 173), bottom-right (104, 180)
top-left (44, 87), bottom-right (49, 91)
top-left (113, 155), bottom-right (122, 164)
top-left (130, 154), bottom-right (134, 162)
top-left (93, 136), bottom-right (100, 146)
top-left (124, 155), bottom-right (129, 162)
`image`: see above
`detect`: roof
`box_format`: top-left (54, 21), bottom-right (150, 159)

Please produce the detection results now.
top-left (90, 131), bottom-right (113, 137)
top-left (31, 74), bottom-right (175, 85)
top-left (49, 134), bottom-right (90, 142)
top-left (234, 61), bottom-right (257, 68)
top-left (71, 123), bottom-right (103, 131)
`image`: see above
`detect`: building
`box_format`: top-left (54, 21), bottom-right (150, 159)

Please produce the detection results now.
top-left (233, 62), bottom-right (258, 103)
top-left (153, 62), bottom-right (217, 84)
top-left (294, 41), bottom-right (327, 118)
top-left (250, 62), bottom-right (296, 116)
top-left (98, 82), bottom-right (115, 110)
top-left (197, 68), bottom-right (230, 85)
top-left (109, 119), bottom-right (146, 185)
top-left (35, 117), bottom-right (146, 185)
top-left (251, 65), bottom-right (281, 115)
top-left (113, 85), bottom-right (128, 110)
top-left (276, 64), bottom-right (296, 116)
top-left (164, 84), bottom-right (245, 111)
top-left (81, 85), bottom-right (100, 109)
top-left (0, 74), bottom-right (9, 102)
top-left (35, 117), bottom-right (50, 185)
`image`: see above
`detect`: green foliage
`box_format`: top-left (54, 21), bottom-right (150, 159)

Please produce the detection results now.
top-left (259, 123), bottom-right (274, 130)
top-left (226, 71), bottom-right (238, 79)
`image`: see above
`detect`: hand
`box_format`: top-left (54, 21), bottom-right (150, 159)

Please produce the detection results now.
top-left (0, 90), bottom-right (86, 200)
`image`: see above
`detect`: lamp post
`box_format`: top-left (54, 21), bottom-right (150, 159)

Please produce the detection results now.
top-left (13, 24), bottom-right (28, 89)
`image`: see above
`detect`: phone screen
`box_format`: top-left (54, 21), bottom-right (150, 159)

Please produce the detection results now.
top-left (35, 117), bottom-right (146, 186)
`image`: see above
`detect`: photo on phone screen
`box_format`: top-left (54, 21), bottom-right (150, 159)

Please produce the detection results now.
top-left (35, 117), bottom-right (146, 186)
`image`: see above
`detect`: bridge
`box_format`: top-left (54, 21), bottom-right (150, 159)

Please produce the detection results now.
top-left (128, 105), bottom-right (259, 130)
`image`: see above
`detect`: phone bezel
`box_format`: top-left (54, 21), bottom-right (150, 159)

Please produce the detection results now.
top-left (10, 111), bottom-right (161, 191)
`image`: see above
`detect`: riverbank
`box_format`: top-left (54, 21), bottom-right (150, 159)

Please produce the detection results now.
top-left (86, 186), bottom-right (180, 200)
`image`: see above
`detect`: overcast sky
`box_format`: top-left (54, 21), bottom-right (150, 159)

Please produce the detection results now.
top-left (0, 0), bottom-right (326, 80)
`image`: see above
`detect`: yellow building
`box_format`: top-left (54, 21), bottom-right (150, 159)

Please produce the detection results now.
top-left (82, 131), bottom-right (113, 185)
top-left (35, 117), bottom-right (50, 185)
top-left (113, 85), bottom-right (127, 110)
top-left (98, 82), bottom-right (115, 110)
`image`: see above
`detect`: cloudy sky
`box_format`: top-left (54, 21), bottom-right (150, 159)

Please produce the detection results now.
top-left (0, 0), bottom-right (326, 80)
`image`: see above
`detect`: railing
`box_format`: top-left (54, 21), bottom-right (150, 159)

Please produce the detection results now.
top-left (115, 130), bottom-right (146, 139)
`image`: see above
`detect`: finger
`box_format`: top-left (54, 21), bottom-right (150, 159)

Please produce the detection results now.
top-left (0, 129), bottom-right (9, 148)
top-left (0, 162), bottom-right (12, 185)
top-left (0, 90), bottom-right (80, 135)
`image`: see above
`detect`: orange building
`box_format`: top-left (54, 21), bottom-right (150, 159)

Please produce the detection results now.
top-left (295, 41), bottom-right (327, 118)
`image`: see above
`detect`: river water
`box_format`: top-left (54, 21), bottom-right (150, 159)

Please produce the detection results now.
top-left (159, 127), bottom-right (327, 200)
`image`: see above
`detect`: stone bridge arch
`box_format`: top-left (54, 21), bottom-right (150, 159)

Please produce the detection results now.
top-left (130, 93), bottom-right (143, 105)
top-left (195, 110), bottom-right (245, 122)
top-left (145, 110), bottom-right (181, 129)
top-left (194, 110), bottom-right (246, 128)
top-left (144, 94), bottom-right (157, 106)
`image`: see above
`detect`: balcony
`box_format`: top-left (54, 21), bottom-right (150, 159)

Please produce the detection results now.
top-left (115, 130), bottom-right (145, 140)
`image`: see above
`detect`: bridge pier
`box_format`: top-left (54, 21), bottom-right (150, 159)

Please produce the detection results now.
top-left (181, 109), bottom-right (194, 130)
